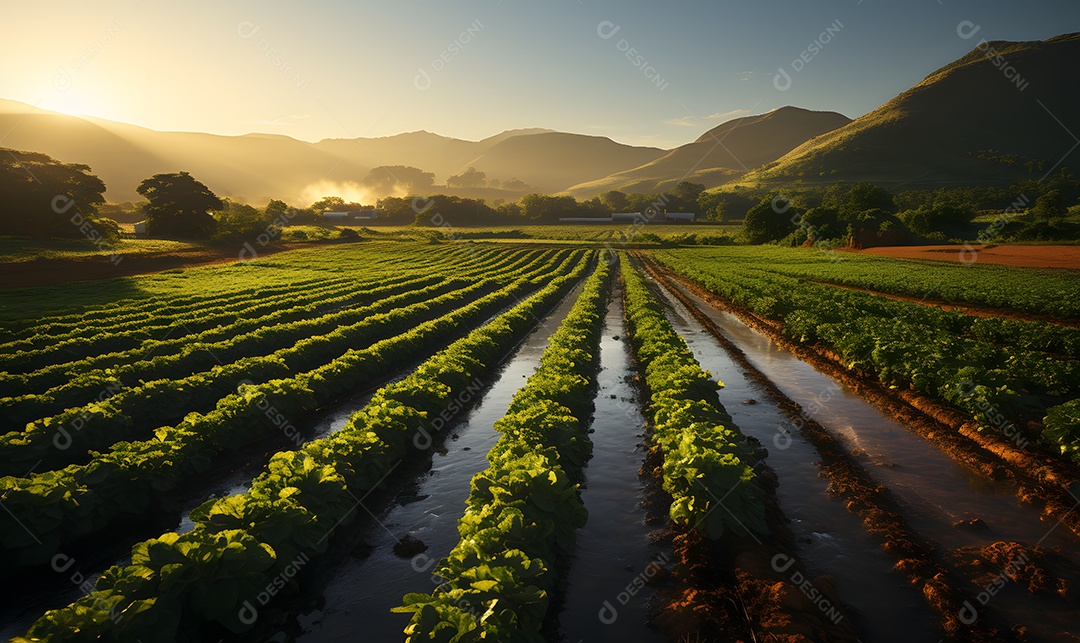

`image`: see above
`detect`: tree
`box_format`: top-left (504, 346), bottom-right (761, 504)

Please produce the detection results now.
top-left (265, 199), bottom-right (289, 219)
top-left (0, 148), bottom-right (108, 238)
top-left (696, 191), bottom-right (727, 221)
top-left (137, 171), bottom-right (222, 239)
top-left (671, 181), bottom-right (706, 211)
top-left (599, 190), bottom-right (630, 213)
top-left (500, 177), bottom-right (530, 192)
top-left (742, 195), bottom-right (797, 244)
top-left (446, 167), bottom-right (487, 188)
top-left (518, 194), bottom-right (589, 223)
top-left (361, 165), bottom-right (435, 195)
top-left (898, 204), bottom-right (975, 237)
top-left (1031, 189), bottom-right (1066, 219)
top-left (310, 196), bottom-right (347, 214)
top-left (213, 199), bottom-right (270, 241)
top-left (823, 182), bottom-right (896, 217)
top-left (411, 195), bottom-right (503, 227)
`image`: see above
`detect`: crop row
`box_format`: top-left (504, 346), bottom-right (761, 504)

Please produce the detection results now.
top-left (2, 273), bottom-right (367, 357)
top-left (2, 275), bottom-right (450, 406)
top-left (0, 279), bottom-right (488, 475)
top-left (622, 256), bottom-right (767, 539)
top-left (649, 249), bottom-right (1080, 464)
top-left (2, 248), bottom-right (544, 404)
top-left (0, 242), bottom-right (488, 339)
top-left (0, 251), bottom-right (571, 476)
top-left (0, 253), bottom-right (589, 565)
top-left (0, 244), bottom-right (429, 339)
top-left (696, 245), bottom-right (1080, 319)
top-left (396, 252), bottom-right (612, 642)
top-left (14, 244), bottom-right (521, 353)
top-left (0, 247), bottom-right (529, 373)
top-left (13, 251), bottom-right (597, 642)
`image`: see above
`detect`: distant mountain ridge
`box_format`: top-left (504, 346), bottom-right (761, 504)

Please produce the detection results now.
top-left (738, 32), bottom-right (1080, 187)
top-left (0, 100), bottom-right (663, 203)
top-left (565, 107), bottom-right (851, 197)
top-left (4, 32), bottom-right (1077, 206)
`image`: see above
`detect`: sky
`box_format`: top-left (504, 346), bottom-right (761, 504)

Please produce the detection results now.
top-left (2, 0), bottom-right (1077, 149)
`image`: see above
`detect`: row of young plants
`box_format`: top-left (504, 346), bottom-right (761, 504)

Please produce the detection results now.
top-left (2, 248), bottom-right (543, 408)
top-left (699, 245), bottom-right (1080, 320)
top-left (1, 272), bottom-right (366, 357)
top-left (2, 275), bottom-right (451, 406)
top-left (621, 256), bottom-right (768, 539)
top-left (0, 279), bottom-right (487, 475)
top-left (711, 262), bottom-right (1080, 361)
top-left (0, 241), bottom-right (485, 339)
top-left (0, 271), bottom-right (346, 340)
top-left (0, 252), bottom-right (571, 475)
top-left (394, 253), bottom-right (612, 642)
top-left (0, 253), bottom-right (591, 568)
top-left (649, 249), bottom-right (1080, 464)
top-left (0, 247), bottom-right (529, 374)
top-left (13, 252), bottom-right (598, 642)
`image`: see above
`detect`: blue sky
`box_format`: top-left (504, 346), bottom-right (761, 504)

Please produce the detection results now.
top-left (3, 0), bottom-right (1077, 148)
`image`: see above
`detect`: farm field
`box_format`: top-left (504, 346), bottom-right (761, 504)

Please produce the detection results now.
top-left (0, 225), bottom-right (740, 290)
top-left (1, 241), bottom-right (1079, 642)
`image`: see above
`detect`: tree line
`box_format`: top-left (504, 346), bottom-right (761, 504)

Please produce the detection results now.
top-left (3, 146), bottom-right (1076, 243)
top-left (0, 147), bottom-right (732, 240)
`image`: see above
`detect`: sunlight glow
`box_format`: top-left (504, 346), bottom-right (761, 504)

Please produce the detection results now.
top-left (40, 91), bottom-right (111, 119)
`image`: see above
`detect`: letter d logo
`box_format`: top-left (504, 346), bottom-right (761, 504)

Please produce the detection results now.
top-left (773, 67), bottom-right (792, 92)
top-left (238, 600), bottom-right (258, 625)
top-left (414, 68), bottom-right (432, 92)
top-left (958, 600), bottom-right (978, 625)
top-left (598, 600), bottom-right (618, 625)
top-left (771, 553), bottom-right (795, 573)
top-left (597, 21), bottom-right (620, 40)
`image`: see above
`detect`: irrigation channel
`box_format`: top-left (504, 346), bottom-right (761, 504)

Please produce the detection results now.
top-left (641, 260), bottom-right (1080, 642)
top-left (9, 256), bottom-right (1079, 642)
top-left (277, 281), bottom-right (605, 641)
top-left (284, 277), bottom-right (671, 643)
top-left (0, 365), bottom-right (416, 641)
top-left (0, 277), bottom-right (560, 641)
top-left (555, 280), bottom-right (667, 643)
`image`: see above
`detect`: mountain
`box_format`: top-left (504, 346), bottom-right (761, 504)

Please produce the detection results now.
top-left (309, 128), bottom-right (662, 194)
top-left (0, 99), bottom-right (659, 203)
top-left (565, 107), bottom-right (851, 197)
top-left (0, 99), bottom-right (370, 204)
top-left (463, 132), bottom-right (667, 194)
top-left (738, 33), bottom-right (1080, 187)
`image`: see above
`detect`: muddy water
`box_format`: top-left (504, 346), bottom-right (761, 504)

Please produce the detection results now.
top-left (661, 278), bottom-right (1077, 553)
top-left (176, 295), bottom-right (556, 533)
top-left (174, 386), bottom-right (381, 534)
top-left (643, 276), bottom-right (938, 642)
top-left (0, 362), bottom-right (428, 639)
top-left (655, 276), bottom-right (1080, 641)
top-left (290, 284), bottom-right (584, 643)
top-left (0, 288), bottom-right (573, 641)
top-left (556, 285), bottom-right (667, 643)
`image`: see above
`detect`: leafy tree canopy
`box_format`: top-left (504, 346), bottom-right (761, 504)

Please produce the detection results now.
top-left (137, 171), bottom-right (223, 239)
top-left (0, 148), bottom-right (108, 238)
top-left (447, 167), bottom-right (487, 188)
top-left (361, 165), bottom-right (435, 194)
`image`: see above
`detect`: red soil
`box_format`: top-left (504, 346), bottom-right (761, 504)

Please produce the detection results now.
top-left (853, 245), bottom-right (1080, 270)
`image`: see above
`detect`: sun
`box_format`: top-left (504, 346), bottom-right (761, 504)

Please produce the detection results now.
top-left (42, 91), bottom-right (111, 119)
